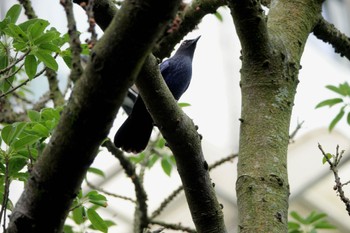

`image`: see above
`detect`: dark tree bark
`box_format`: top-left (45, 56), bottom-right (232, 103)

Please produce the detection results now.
top-left (6, 0), bottom-right (181, 232)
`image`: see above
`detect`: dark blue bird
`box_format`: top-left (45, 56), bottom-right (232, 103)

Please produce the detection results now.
top-left (114, 36), bottom-right (200, 153)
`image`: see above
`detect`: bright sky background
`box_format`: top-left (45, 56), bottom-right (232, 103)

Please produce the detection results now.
top-left (2, 0), bottom-right (350, 232)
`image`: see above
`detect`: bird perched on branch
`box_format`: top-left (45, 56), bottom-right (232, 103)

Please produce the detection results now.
top-left (114, 36), bottom-right (200, 153)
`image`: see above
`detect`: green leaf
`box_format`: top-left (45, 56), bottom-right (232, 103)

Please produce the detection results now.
top-left (315, 98), bottom-right (343, 108)
top-left (12, 41), bottom-right (28, 51)
top-left (161, 157), bottom-right (172, 176)
top-left (27, 110), bottom-right (41, 122)
top-left (1, 122), bottom-right (27, 146)
top-left (156, 138), bottom-right (166, 149)
top-left (12, 135), bottom-right (39, 150)
top-left (305, 211), bottom-right (326, 224)
top-left (8, 155), bottom-right (28, 173)
top-left (214, 11), bottom-right (223, 22)
top-left (147, 154), bottom-right (159, 168)
top-left (0, 192), bottom-right (14, 211)
top-left (87, 208), bottom-right (108, 233)
top-left (24, 54), bottom-right (37, 79)
top-left (87, 191), bottom-right (108, 207)
top-left (88, 167), bottom-right (105, 178)
top-left (313, 220), bottom-right (336, 229)
top-left (33, 31), bottom-right (58, 45)
top-left (339, 82), bottom-right (350, 96)
top-left (63, 225), bottom-right (75, 233)
top-left (329, 107), bottom-right (345, 132)
top-left (326, 85), bottom-right (345, 96)
top-left (290, 211), bottom-right (307, 224)
top-left (27, 19), bottom-right (49, 40)
top-left (178, 102), bottom-right (191, 108)
top-left (322, 153), bottom-right (333, 164)
top-left (5, 23), bottom-right (28, 42)
top-left (12, 172), bottom-right (29, 182)
top-left (287, 221), bottom-right (300, 230)
top-left (62, 55), bottom-right (72, 68)
top-left (129, 152), bottom-right (145, 164)
top-left (30, 123), bottom-right (50, 137)
top-left (347, 112), bottom-right (350, 126)
top-left (19, 19), bottom-right (42, 32)
top-left (34, 50), bottom-right (58, 71)
top-left (6, 4), bottom-right (22, 24)
top-left (72, 206), bottom-right (86, 224)
top-left (0, 54), bottom-right (9, 69)
top-left (41, 107), bottom-right (61, 122)
top-left (39, 43), bottom-right (60, 53)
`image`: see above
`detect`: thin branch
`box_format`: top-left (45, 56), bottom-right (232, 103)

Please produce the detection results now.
top-left (45, 69), bottom-right (65, 106)
top-left (289, 120), bottom-right (304, 143)
top-left (0, 67), bottom-right (46, 99)
top-left (102, 139), bottom-right (149, 231)
top-left (85, 179), bottom-right (136, 203)
top-left (150, 220), bottom-right (197, 233)
top-left (209, 153), bottom-right (237, 171)
top-left (318, 144), bottom-right (350, 215)
top-left (313, 17), bottom-right (350, 61)
top-left (227, 0), bottom-right (271, 62)
top-left (17, 0), bottom-right (37, 19)
top-left (151, 153), bottom-right (237, 219)
top-left (0, 157), bottom-right (10, 231)
top-left (85, 0), bottom-right (98, 48)
top-left (150, 185), bottom-right (183, 219)
top-left (0, 50), bottom-right (29, 77)
top-left (60, 0), bottom-right (83, 82)
top-left (153, 0), bottom-right (226, 59)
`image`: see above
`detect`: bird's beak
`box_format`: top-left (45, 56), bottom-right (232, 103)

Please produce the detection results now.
top-left (194, 35), bottom-right (201, 42)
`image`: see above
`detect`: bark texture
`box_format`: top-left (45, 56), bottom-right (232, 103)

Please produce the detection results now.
top-left (6, 0), bottom-right (181, 232)
top-left (227, 0), bottom-right (323, 232)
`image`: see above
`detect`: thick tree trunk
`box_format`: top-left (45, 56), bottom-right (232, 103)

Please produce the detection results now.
top-left (6, 0), bottom-right (180, 232)
top-left (227, 0), bottom-right (323, 232)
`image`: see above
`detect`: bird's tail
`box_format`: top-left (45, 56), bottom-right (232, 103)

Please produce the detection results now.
top-left (113, 110), bottom-right (153, 153)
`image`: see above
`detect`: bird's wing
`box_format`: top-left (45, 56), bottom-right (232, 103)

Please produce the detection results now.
top-left (160, 59), bottom-right (171, 77)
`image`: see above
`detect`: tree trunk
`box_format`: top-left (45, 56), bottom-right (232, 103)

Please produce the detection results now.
top-left (6, 0), bottom-right (181, 232)
top-left (227, 0), bottom-right (323, 232)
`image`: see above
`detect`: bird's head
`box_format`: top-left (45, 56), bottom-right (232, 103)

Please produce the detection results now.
top-left (175, 36), bottom-right (201, 57)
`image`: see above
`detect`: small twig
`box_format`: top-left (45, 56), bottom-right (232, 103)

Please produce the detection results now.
top-left (150, 220), bottom-right (196, 233)
top-left (209, 153), bottom-right (237, 171)
top-left (0, 63), bottom-right (25, 84)
top-left (289, 120), bottom-right (304, 143)
top-left (102, 139), bottom-right (149, 231)
top-left (151, 153), bottom-right (238, 219)
top-left (0, 67), bottom-right (46, 99)
top-left (313, 17), bottom-right (350, 61)
top-left (0, 157), bottom-right (11, 231)
top-left (45, 68), bottom-right (65, 106)
top-left (17, 0), bottom-right (37, 19)
top-left (150, 185), bottom-right (183, 219)
top-left (85, 179), bottom-right (136, 203)
top-left (318, 144), bottom-right (350, 215)
top-left (86, 0), bottom-right (98, 48)
top-left (0, 50), bottom-right (29, 77)
top-left (60, 0), bottom-right (83, 82)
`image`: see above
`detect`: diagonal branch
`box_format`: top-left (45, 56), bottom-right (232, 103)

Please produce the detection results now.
top-left (227, 0), bottom-right (271, 62)
top-left (313, 17), bottom-right (350, 61)
top-left (153, 0), bottom-right (226, 59)
top-left (102, 140), bottom-right (148, 231)
top-left (7, 0), bottom-right (181, 232)
top-left (136, 55), bottom-right (227, 233)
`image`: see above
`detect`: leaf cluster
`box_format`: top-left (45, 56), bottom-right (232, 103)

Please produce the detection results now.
top-left (65, 190), bottom-right (115, 233)
top-left (316, 82), bottom-right (350, 131)
top-left (288, 211), bottom-right (336, 233)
